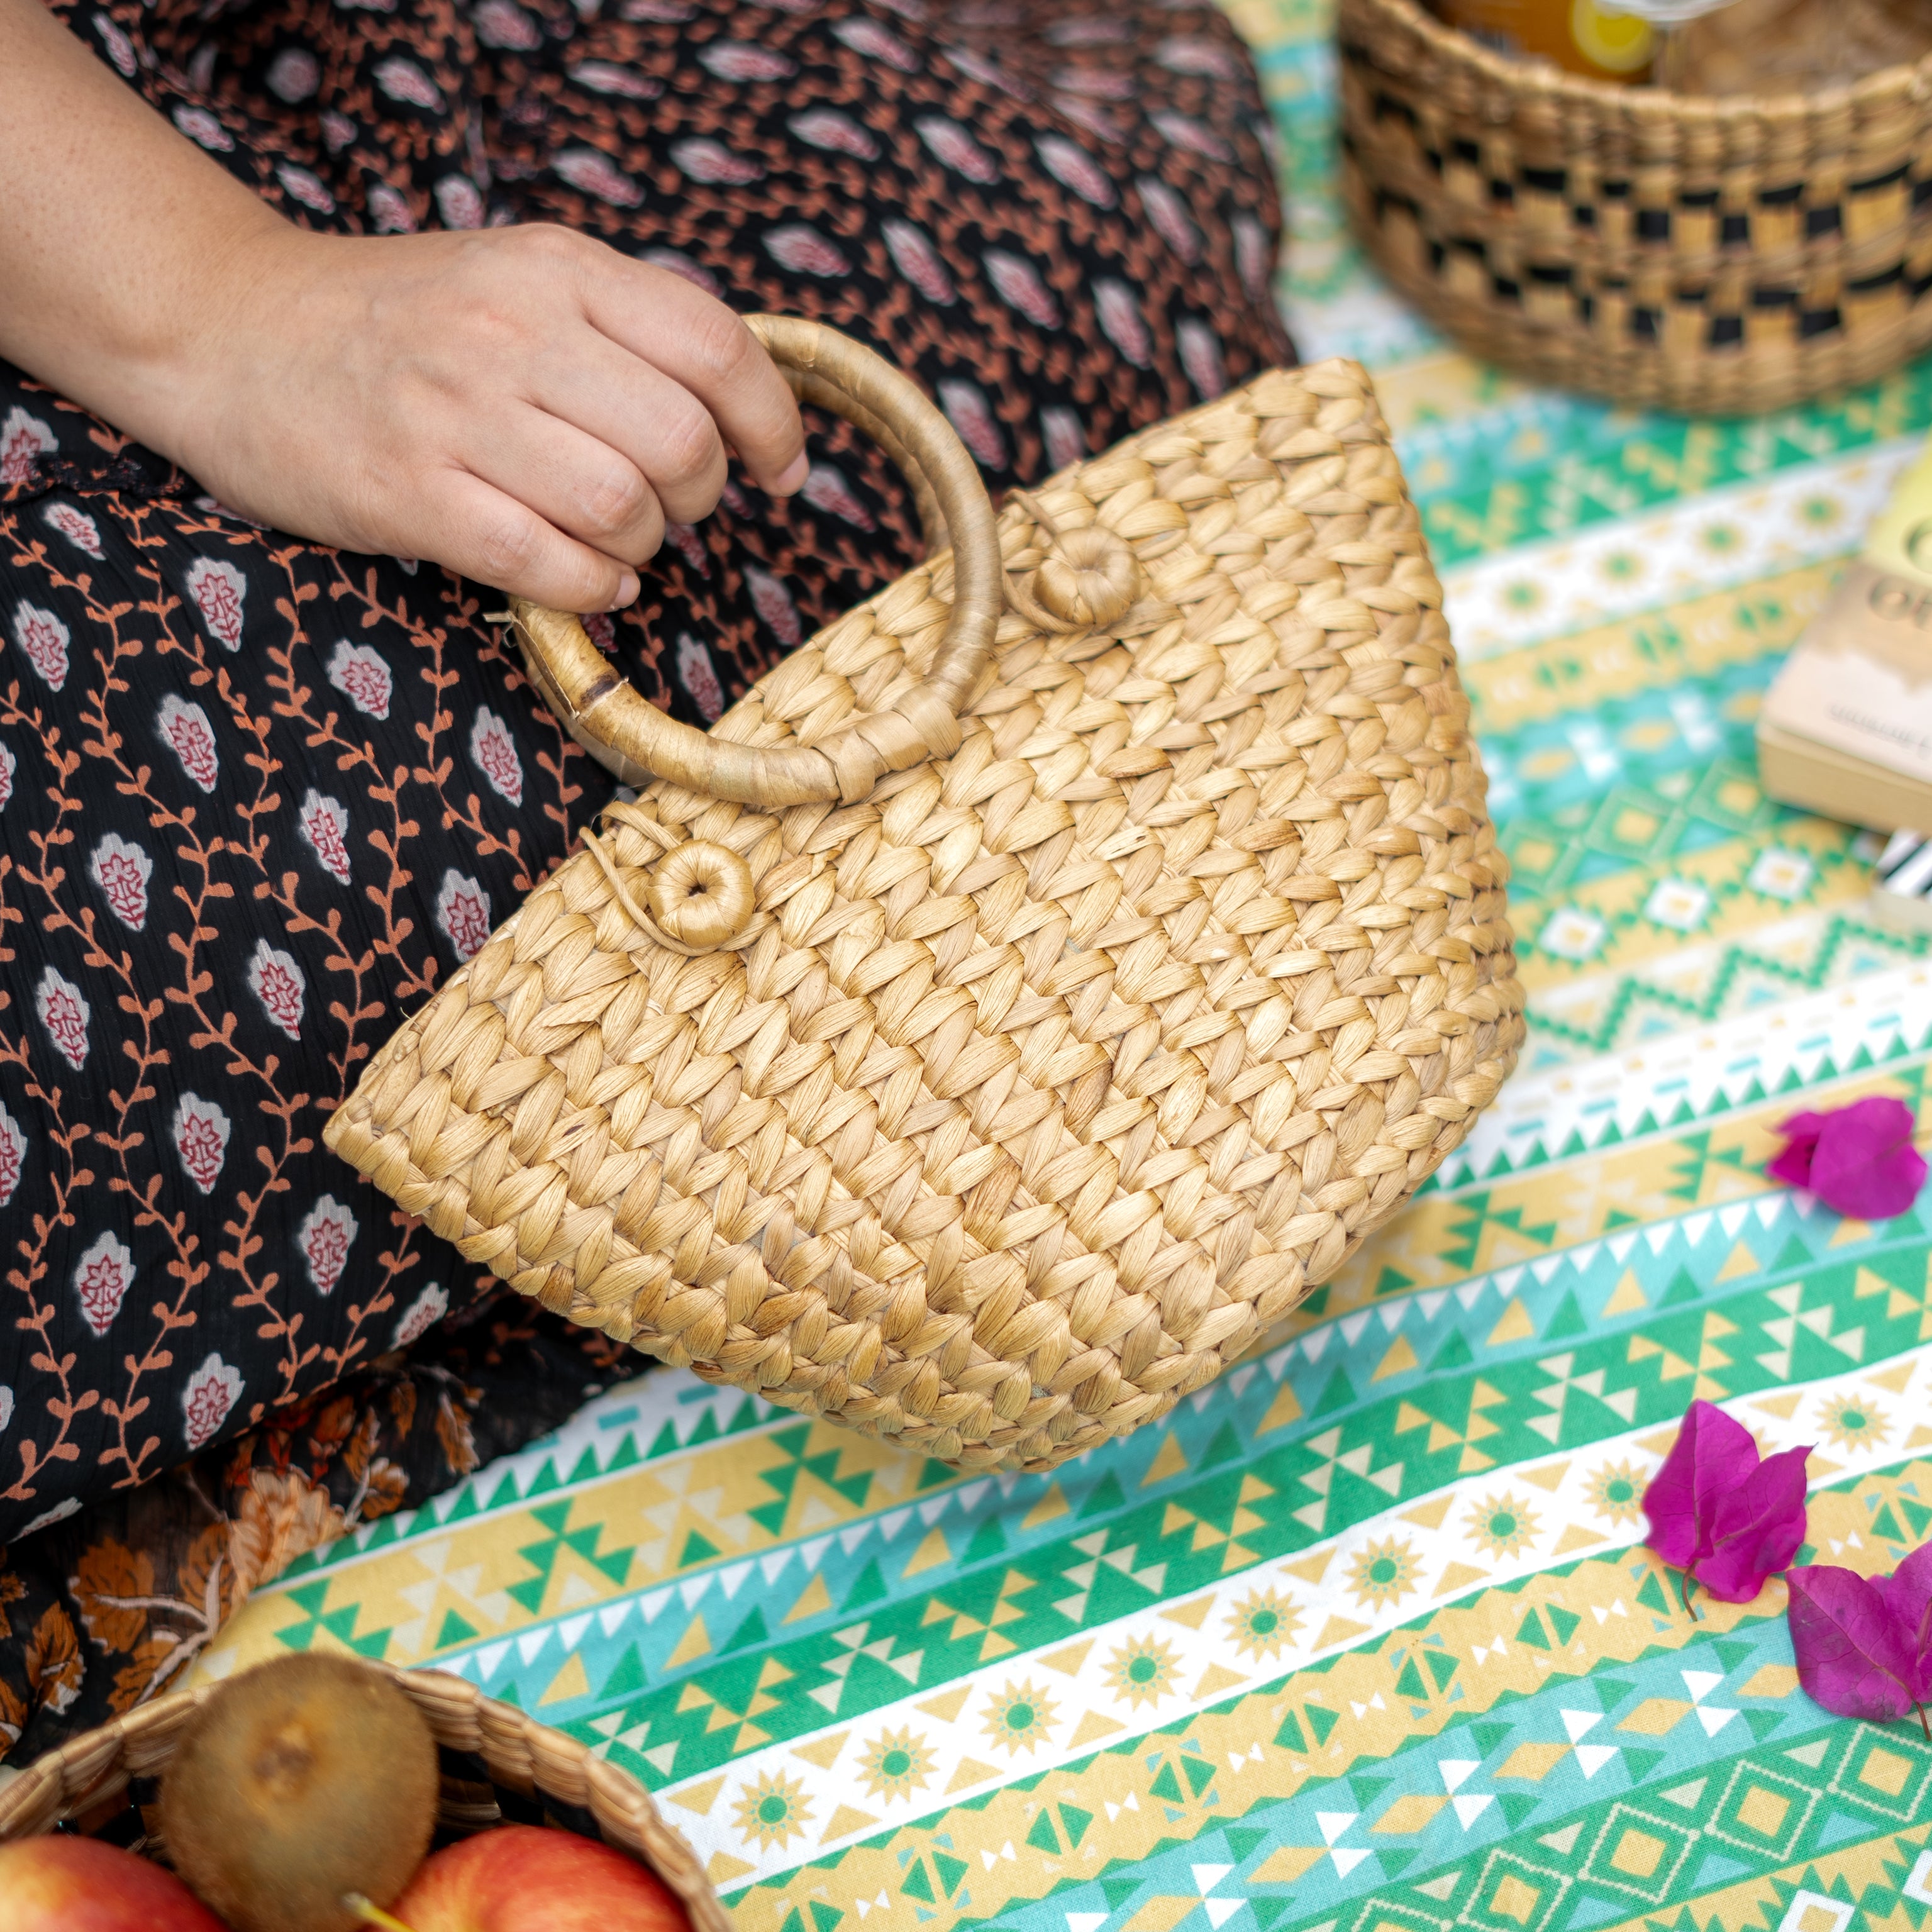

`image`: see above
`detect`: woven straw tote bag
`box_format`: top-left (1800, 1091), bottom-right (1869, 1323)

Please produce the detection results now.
top-left (324, 318), bottom-right (1524, 1473)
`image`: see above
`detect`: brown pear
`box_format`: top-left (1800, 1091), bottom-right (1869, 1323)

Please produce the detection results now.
top-left (159, 1654), bottom-right (440, 1932)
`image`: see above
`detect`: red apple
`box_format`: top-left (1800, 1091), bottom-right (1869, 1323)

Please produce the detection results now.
top-left (0, 1835), bottom-right (228, 1932)
top-left (384, 1824), bottom-right (691, 1932)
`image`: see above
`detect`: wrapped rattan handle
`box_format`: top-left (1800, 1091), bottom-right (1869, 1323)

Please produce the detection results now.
top-left (506, 314), bottom-right (1003, 809)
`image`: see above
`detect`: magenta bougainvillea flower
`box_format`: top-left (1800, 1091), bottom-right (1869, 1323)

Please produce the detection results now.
top-left (1767, 1096), bottom-right (1927, 1219)
top-left (1643, 1399), bottom-right (1810, 1614)
top-left (1787, 1545), bottom-right (1932, 1737)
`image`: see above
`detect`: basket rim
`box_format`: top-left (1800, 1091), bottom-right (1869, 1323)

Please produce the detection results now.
top-left (0, 1662), bottom-right (733, 1932)
top-left (1339, 0), bottom-right (1932, 126)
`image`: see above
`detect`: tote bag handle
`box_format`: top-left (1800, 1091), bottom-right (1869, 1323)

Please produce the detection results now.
top-left (504, 314), bottom-right (1003, 809)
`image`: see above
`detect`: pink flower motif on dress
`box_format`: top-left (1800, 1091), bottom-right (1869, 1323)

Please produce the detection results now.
top-left (1047, 13), bottom-right (1129, 43)
top-left (326, 640), bottom-right (392, 718)
top-left (1156, 33), bottom-right (1242, 75)
top-left (368, 184), bottom-right (417, 233)
top-left (436, 869), bottom-right (492, 960)
top-left (677, 635), bottom-right (724, 721)
top-left (392, 1282), bottom-right (449, 1349)
top-left (765, 226), bottom-right (848, 277)
top-left (882, 220), bottom-right (955, 305)
top-left (186, 557), bottom-right (247, 652)
top-left (375, 56), bottom-right (443, 107)
top-left (1152, 110), bottom-right (1232, 161)
top-left (36, 965), bottom-right (91, 1069)
top-left (172, 1092), bottom-right (231, 1194)
top-left (569, 60), bottom-right (660, 96)
top-left (697, 40), bottom-right (795, 80)
top-left (1036, 135), bottom-right (1114, 208)
top-left (1094, 280), bottom-right (1152, 369)
top-left (298, 1195), bottom-right (358, 1295)
top-left (643, 248), bottom-right (719, 294)
top-left (788, 109), bottom-right (877, 158)
top-left (662, 523), bottom-right (710, 576)
top-left (1041, 406), bottom-right (1086, 474)
top-left (435, 174), bottom-right (486, 227)
top-left (322, 112), bottom-right (358, 153)
top-left (801, 465), bottom-right (877, 533)
top-left (92, 13), bottom-right (137, 76)
top-left (267, 47), bottom-right (320, 101)
top-left (158, 694), bottom-right (219, 792)
top-left (0, 741), bottom-right (14, 812)
top-left (1052, 96), bottom-right (1119, 143)
top-left (984, 250), bottom-right (1060, 328)
top-left (172, 104), bottom-right (234, 152)
top-left (1054, 62), bottom-right (1135, 99)
top-left (743, 566), bottom-right (802, 648)
top-left (247, 938), bottom-right (307, 1040)
top-left (940, 380), bottom-right (1008, 469)
top-left (672, 138), bottom-right (762, 185)
top-left (1233, 213), bottom-right (1270, 301)
top-left (621, 0), bottom-right (691, 16)
top-left (277, 164), bottom-right (337, 214)
top-left (13, 602), bottom-right (70, 691)
top-left (553, 149), bottom-right (641, 207)
top-left (474, 0), bottom-right (540, 44)
top-left (1, 408), bottom-right (56, 487)
top-left (299, 789), bottom-right (352, 884)
top-left (947, 47), bottom-right (1029, 97)
top-left (584, 611), bottom-right (618, 652)
top-left (470, 706), bottom-right (525, 804)
top-left (0, 1102), bottom-right (26, 1209)
top-left (1178, 318), bottom-right (1226, 401)
top-left (915, 116), bottom-right (997, 182)
top-left (74, 1231), bottom-right (133, 1338)
top-left (89, 832), bottom-right (152, 931)
top-left (44, 503), bottom-right (103, 558)
top-left (180, 1353), bottom-right (243, 1450)
top-left (1138, 176), bottom-right (1202, 264)
top-left (832, 15), bottom-right (918, 68)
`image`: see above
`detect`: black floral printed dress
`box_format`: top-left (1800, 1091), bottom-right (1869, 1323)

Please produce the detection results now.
top-left (0, 0), bottom-right (1292, 1757)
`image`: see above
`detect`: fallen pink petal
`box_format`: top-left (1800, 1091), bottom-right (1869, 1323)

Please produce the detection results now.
top-left (1882, 1542), bottom-right (1932, 1702)
top-left (1787, 1565), bottom-right (1921, 1725)
top-left (1767, 1095), bottom-right (1926, 1220)
top-left (1643, 1398), bottom-right (1811, 1614)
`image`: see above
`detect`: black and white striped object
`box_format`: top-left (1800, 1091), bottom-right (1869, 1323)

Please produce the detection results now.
top-left (1871, 830), bottom-right (1932, 932)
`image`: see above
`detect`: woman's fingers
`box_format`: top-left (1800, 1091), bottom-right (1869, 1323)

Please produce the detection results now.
top-left (464, 401), bottom-right (667, 569)
top-left (532, 335), bottom-right (733, 526)
top-left (582, 255), bottom-right (809, 497)
top-left (428, 468), bottom-right (640, 612)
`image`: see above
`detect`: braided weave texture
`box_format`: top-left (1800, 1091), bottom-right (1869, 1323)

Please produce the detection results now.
top-left (323, 357), bottom-right (1524, 1473)
top-left (1339, 0), bottom-right (1932, 414)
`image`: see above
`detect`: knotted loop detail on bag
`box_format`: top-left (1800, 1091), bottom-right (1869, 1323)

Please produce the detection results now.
top-left (1002, 489), bottom-right (1146, 635)
top-left (577, 803), bottom-right (770, 957)
top-left (646, 840), bottom-right (755, 949)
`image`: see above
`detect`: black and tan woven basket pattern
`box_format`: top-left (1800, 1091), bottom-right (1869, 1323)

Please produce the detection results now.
top-left (1338, 0), bottom-right (1932, 413)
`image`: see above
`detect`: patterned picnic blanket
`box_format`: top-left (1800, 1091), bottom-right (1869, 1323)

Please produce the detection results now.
top-left (191, 9), bottom-right (1932, 1932)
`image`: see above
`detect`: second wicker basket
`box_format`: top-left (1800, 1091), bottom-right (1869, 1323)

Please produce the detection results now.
top-left (1339, 0), bottom-right (1932, 413)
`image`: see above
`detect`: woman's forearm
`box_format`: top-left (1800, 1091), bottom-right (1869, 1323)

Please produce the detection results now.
top-left (0, 0), bottom-right (806, 611)
top-left (0, 0), bottom-right (287, 464)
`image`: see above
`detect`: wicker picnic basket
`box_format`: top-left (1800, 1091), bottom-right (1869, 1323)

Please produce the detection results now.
top-left (323, 318), bottom-right (1524, 1474)
top-left (0, 1663), bottom-right (731, 1932)
top-left (1338, 0), bottom-right (1932, 413)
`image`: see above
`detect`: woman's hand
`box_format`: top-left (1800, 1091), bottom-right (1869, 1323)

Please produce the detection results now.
top-left (0, 0), bottom-right (804, 613)
top-left (167, 226), bottom-right (808, 613)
